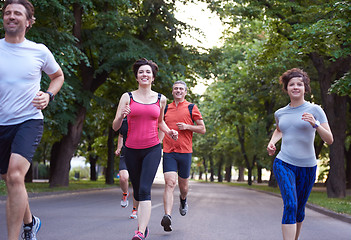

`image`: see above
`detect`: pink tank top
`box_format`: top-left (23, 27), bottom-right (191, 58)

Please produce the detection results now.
top-left (125, 92), bottom-right (161, 149)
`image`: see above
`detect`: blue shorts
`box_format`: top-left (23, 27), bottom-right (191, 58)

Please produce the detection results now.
top-left (0, 119), bottom-right (44, 174)
top-left (273, 158), bottom-right (316, 224)
top-left (163, 152), bottom-right (192, 179)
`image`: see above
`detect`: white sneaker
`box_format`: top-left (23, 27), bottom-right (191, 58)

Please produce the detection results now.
top-left (179, 196), bottom-right (188, 216)
top-left (22, 215), bottom-right (41, 240)
top-left (121, 192), bottom-right (129, 208)
top-left (129, 210), bottom-right (137, 219)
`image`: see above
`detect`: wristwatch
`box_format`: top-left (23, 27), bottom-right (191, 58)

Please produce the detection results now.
top-left (45, 91), bottom-right (54, 102)
top-left (313, 120), bottom-right (320, 128)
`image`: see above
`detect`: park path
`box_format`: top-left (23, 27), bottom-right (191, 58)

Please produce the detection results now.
top-left (1, 181), bottom-right (350, 240)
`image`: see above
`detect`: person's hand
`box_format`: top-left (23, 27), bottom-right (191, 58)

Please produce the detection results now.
top-left (32, 91), bottom-right (50, 110)
top-left (121, 104), bottom-right (131, 118)
top-left (115, 148), bottom-right (121, 156)
top-left (302, 112), bottom-right (316, 127)
top-left (267, 142), bottom-right (276, 156)
top-left (176, 122), bottom-right (188, 131)
top-left (168, 129), bottom-right (178, 141)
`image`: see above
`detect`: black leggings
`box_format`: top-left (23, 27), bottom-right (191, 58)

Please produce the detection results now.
top-left (124, 144), bottom-right (161, 201)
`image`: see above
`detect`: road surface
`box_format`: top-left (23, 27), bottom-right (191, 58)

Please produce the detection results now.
top-left (1, 181), bottom-right (350, 240)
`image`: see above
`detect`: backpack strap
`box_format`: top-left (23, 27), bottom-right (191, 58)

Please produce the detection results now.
top-left (157, 93), bottom-right (163, 108)
top-left (188, 103), bottom-right (195, 123)
top-left (164, 104), bottom-right (168, 115)
top-left (164, 103), bottom-right (195, 123)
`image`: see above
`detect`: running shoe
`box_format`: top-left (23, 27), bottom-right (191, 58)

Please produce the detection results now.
top-left (121, 192), bottom-right (129, 208)
top-left (161, 214), bottom-right (172, 232)
top-left (132, 227), bottom-right (148, 240)
top-left (130, 209), bottom-right (138, 219)
top-left (21, 215), bottom-right (41, 240)
top-left (179, 195), bottom-right (188, 216)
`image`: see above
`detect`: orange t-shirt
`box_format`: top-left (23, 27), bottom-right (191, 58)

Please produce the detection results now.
top-left (163, 100), bottom-right (203, 153)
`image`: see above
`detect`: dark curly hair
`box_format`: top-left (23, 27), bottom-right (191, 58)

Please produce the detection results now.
top-left (279, 68), bottom-right (311, 93)
top-left (2, 0), bottom-right (36, 32)
top-left (132, 58), bottom-right (159, 79)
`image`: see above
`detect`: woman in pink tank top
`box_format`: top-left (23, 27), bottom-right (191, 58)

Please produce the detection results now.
top-left (112, 58), bottom-right (178, 240)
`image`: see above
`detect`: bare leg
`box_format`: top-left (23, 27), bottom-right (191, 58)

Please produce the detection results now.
top-left (282, 223), bottom-right (297, 240)
top-left (178, 176), bottom-right (189, 200)
top-left (137, 200), bottom-right (151, 235)
top-left (119, 169), bottom-right (129, 193)
top-left (295, 222), bottom-right (303, 240)
top-left (163, 172), bottom-right (177, 215)
top-left (5, 153), bottom-right (31, 240)
top-left (132, 196), bottom-right (139, 210)
top-left (23, 202), bottom-right (32, 224)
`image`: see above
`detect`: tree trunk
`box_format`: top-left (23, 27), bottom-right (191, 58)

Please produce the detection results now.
top-left (237, 166), bottom-right (245, 182)
top-left (257, 163), bottom-right (262, 184)
top-left (346, 143), bottom-right (351, 189)
top-left (247, 167), bottom-right (252, 186)
top-left (89, 155), bottom-right (98, 181)
top-left (310, 53), bottom-right (351, 198)
top-left (198, 169), bottom-right (203, 180)
top-left (225, 164), bottom-right (232, 182)
top-left (346, 97), bottom-right (351, 189)
top-left (106, 127), bottom-right (116, 185)
top-left (203, 157), bottom-right (208, 182)
top-left (87, 141), bottom-right (98, 181)
top-left (49, 3), bottom-right (110, 187)
top-left (209, 156), bottom-right (214, 182)
top-left (217, 156), bottom-right (223, 182)
top-left (49, 107), bottom-right (86, 187)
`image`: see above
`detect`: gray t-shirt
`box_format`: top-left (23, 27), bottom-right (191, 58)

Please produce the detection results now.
top-left (275, 101), bottom-right (328, 167)
top-left (0, 38), bottom-right (60, 125)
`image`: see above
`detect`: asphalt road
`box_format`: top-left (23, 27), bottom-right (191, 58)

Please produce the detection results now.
top-left (1, 181), bottom-right (350, 240)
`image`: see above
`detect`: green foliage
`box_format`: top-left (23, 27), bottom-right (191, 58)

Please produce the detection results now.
top-left (191, 0), bottom-right (350, 183)
top-left (330, 72), bottom-right (351, 96)
top-left (1, 0), bottom-right (208, 176)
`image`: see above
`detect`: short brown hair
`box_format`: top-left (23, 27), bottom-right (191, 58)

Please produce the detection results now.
top-left (132, 58), bottom-right (159, 79)
top-left (2, 0), bottom-right (36, 32)
top-left (279, 68), bottom-right (311, 93)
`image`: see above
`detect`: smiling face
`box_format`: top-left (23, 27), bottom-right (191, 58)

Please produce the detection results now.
top-left (172, 83), bottom-right (187, 102)
top-left (3, 3), bottom-right (30, 37)
top-left (136, 64), bottom-right (154, 85)
top-left (287, 77), bottom-right (305, 100)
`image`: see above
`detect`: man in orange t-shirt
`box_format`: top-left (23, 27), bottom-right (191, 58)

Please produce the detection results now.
top-left (160, 81), bottom-right (206, 232)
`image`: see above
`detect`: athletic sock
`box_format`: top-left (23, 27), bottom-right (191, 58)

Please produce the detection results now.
top-left (180, 197), bottom-right (187, 208)
top-left (24, 215), bottom-right (34, 228)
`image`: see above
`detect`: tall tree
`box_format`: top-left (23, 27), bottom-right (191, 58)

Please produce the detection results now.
top-left (208, 0), bottom-right (351, 198)
top-left (48, 0), bottom-right (203, 187)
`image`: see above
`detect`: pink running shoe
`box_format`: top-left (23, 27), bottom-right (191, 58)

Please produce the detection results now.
top-left (131, 227), bottom-right (148, 240)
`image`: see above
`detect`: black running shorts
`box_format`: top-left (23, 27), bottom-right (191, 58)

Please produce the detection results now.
top-left (0, 119), bottom-right (43, 174)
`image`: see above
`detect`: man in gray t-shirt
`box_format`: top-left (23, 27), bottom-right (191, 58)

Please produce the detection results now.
top-left (0, 1), bottom-right (64, 239)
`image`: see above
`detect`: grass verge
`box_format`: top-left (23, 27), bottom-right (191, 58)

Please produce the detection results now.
top-left (225, 182), bottom-right (351, 216)
top-left (0, 179), bottom-right (116, 197)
